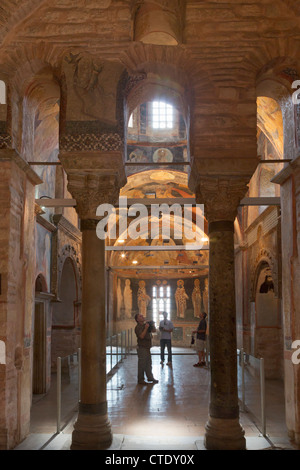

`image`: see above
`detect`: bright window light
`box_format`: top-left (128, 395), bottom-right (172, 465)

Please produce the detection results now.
top-left (152, 101), bottom-right (173, 129)
top-left (152, 284), bottom-right (171, 324)
top-left (128, 114), bottom-right (133, 127)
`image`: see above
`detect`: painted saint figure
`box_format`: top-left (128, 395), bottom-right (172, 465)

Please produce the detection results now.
top-left (137, 280), bottom-right (151, 317)
top-left (117, 278), bottom-right (123, 319)
top-left (192, 279), bottom-right (201, 318)
top-left (175, 279), bottom-right (189, 319)
top-left (124, 279), bottom-right (133, 318)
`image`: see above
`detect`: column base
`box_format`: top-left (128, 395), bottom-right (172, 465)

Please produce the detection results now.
top-left (71, 409), bottom-right (113, 450)
top-left (204, 416), bottom-right (246, 450)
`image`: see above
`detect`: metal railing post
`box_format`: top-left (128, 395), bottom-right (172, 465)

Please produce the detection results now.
top-left (57, 356), bottom-right (61, 434)
top-left (78, 348), bottom-right (81, 402)
top-left (260, 357), bottom-right (266, 436)
top-left (241, 348), bottom-right (245, 412)
top-left (120, 332), bottom-right (122, 361)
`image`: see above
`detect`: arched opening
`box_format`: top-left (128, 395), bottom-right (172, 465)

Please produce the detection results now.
top-left (20, 68), bottom-right (61, 224)
top-left (104, 157), bottom-right (210, 434)
top-left (247, 96), bottom-right (283, 226)
top-left (254, 262), bottom-right (283, 379)
top-left (108, 60), bottom-right (207, 358)
top-left (126, 99), bottom-right (188, 175)
top-left (51, 257), bottom-right (80, 367)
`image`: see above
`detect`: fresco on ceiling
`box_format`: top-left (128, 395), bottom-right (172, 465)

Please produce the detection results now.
top-left (120, 170), bottom-right (194, 199)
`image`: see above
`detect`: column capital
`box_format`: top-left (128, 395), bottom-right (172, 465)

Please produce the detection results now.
top-left (59, 151), bottom-right (126, 220)
top-left (194, 176), bottom-right (249, 223)
top-left (67, 173), bottom-right (121, 220)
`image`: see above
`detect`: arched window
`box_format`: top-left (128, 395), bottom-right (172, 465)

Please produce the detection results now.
top-left (152, 101), bottom-right (173, 129)
top-left (152, 282), bottom-right (171, 324)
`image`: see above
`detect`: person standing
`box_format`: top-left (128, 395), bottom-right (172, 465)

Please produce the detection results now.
top-left (192, 312), bottom-right (207, 367)
top-left (159, 311), bottom-right (174, 366)
top-left (134, 313), bottom-right (159, 385)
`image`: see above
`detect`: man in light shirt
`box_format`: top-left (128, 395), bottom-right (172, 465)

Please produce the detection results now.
top-left (159, 311), bottom-right (174, 366)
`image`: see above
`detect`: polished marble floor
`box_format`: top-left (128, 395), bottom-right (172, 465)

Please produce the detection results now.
top-left (15, 347), bottom-right (298, 451)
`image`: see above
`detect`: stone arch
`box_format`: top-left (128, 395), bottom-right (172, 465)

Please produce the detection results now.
top-left (257, 76), bottom-right (296, 161)
top-left (35, 273), bottom-right (48, 293)
top-left (252, 259), bottom-right (283, 378)
top-left (245, 65), bottom-right (289, 224)
top-left (1, 45), bottom-right (63, 154)
top-left (20, 65), bottom-right (60, 160)
top-left (57, 244), bottom-right (82, 302)
top-left (51, 255), bottom-right (81, 364)
top-left (10, 61), bottom-right (61, 212)
top-left (250, 249), bottom-right (278, 301)
top-left (54, 257), bottom-right (79, 326)
top-left (253, 54), bottom-right (300, 166)
top-left (239, 36), bottom-right (300, 84)
top-left (120, 42), bottom-right (215, 160)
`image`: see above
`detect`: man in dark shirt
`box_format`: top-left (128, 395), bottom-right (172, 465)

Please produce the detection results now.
top-left (134, 313), bottom-right (159, 385)
top-left (192, 312), bottom-right (207, 367)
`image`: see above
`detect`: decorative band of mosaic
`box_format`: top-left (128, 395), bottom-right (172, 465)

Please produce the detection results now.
top-left (59, 132), bottom-right (123, 152)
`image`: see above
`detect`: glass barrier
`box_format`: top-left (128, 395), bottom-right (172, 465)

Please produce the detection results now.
top-left (237, 349), bottom-right (266, 437)
top-left (57, 328), bottom-right (133, 433)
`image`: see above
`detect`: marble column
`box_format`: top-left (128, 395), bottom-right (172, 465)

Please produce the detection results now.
top-left (196, 177), bottom-right (249, 450)
top-left (59, 152), bottom-right (125, 450)
top-left (71, 217), bottom-right (112, 450)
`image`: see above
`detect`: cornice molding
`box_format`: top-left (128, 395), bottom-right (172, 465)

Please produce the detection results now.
top-left (0, 149), bottom-right (42, 185)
